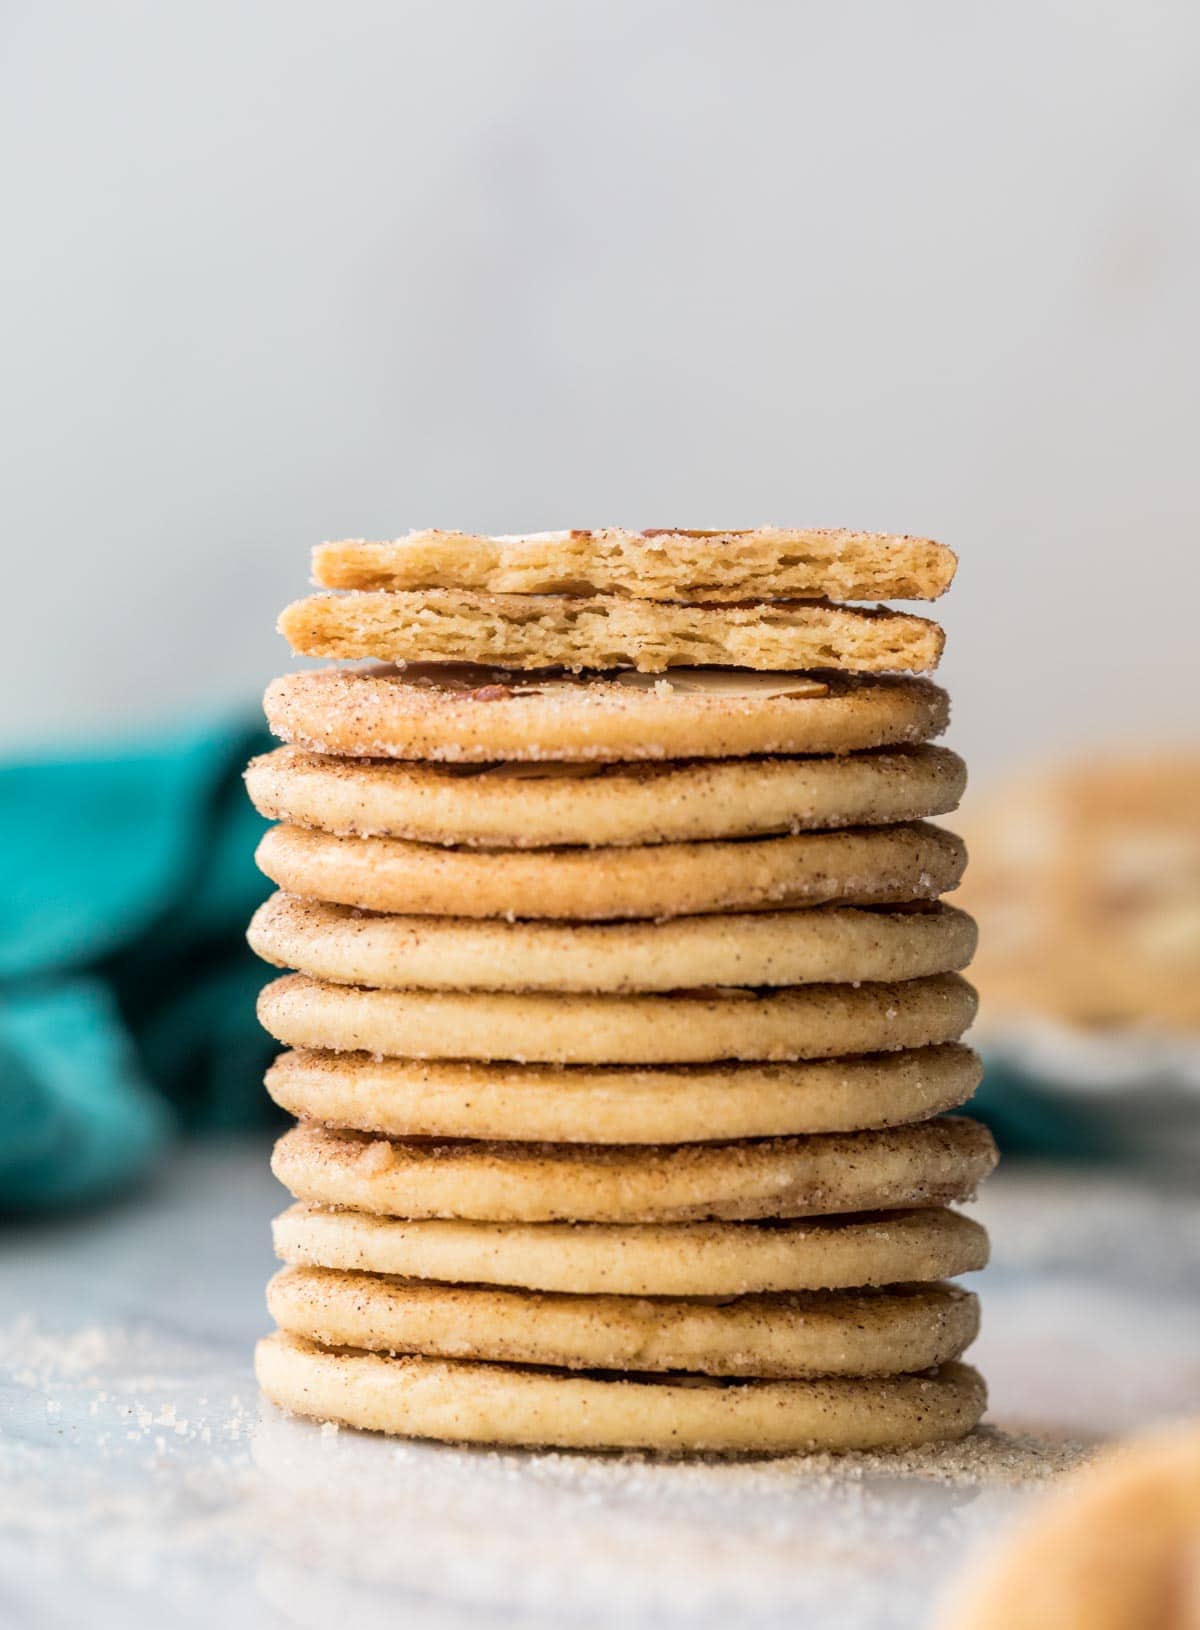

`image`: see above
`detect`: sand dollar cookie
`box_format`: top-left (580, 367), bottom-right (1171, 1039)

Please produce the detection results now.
top-left (271, 1117), bottom-right (997, 1223)
top-left (273, 1203), bottom-right (991, 1295)
top-left (258, 971), bottom-right (977, 1063)
top-left (264, 666), bottom-right (950, 763)
top-left (265, 1043), bottom-right (983, 1143)
top-left (254, 820), bottom-right (965, 921)
top-left (279, 591), bottom-right (945, 675)
top-left (249, 896), bottom-right (977, 994)
top-left (312, 527), bottom-right (958, 603)
top-left (267, 1268), bottom-right (980, 1379)
top-left (256, 1335), bottom-right (987, 1451)
top-left (940, 1420), bottom-right (1200, 1630)
top-left (245, 743), bottom-right (967, 849)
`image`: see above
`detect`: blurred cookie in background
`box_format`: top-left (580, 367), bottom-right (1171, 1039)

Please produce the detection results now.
top-left (938, 1419), bottom-right (1200, 1630)
top-left (957, 753), bottom-right (1200, 1031)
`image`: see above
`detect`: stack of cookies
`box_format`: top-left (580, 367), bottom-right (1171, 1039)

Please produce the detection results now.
top-left (248, 527), bottom-right (997, 1454)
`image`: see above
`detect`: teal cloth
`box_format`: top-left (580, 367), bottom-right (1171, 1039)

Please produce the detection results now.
top-left (971, 1060), bottom-right (1114, 1162)
top-left (0, 721), bottom-right (276, 1212)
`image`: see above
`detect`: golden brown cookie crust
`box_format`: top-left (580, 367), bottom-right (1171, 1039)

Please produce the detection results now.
top-left (249, 896), bottom-right (977, 994)
top-left (272, 1203), bottom-right (991, 1295)
top-left (256, 1334), bottom-right (987, 1451)
top-left (267, 1267), bottom-right (979, 1378)
top-left (270, 1117), bottom-right (998, 1223)
top-left (264, 1043), bottom-right (982, 1143)
top-left (312, 528), bottom-right (958, 602)
top-left (279, 590), bottom-right (945, 675)
top-left (253, 820), bottom-right (966, 921)
top-left (311, 528), bottom-right (958, 606)
top-left (245, 743), bottom-right (967, 848)
top-left (264, 666), bottom-right (951, 763)
top-left (257, 971), bottom-right (978, 1063)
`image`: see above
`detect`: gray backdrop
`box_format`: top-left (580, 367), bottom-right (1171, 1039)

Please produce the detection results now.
top-left (3, 1), bottom-right (1197, 775)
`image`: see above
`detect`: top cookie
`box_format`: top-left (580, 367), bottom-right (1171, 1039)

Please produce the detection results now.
top-left (279, 590), bottom-right (943, 675)
top-left (312, 528), bottom-right (957, 603)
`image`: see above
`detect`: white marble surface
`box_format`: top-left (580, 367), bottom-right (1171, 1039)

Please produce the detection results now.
top-left (1, 1140), bottom-right (1197, 1630)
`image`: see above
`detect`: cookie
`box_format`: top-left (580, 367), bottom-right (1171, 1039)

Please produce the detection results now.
top-left (270, 1117), bottom-right (997, 1223)
top-left (940, 1420), bottom-right (1200, 1630)
top-left (258, 971), bottom-right (978, 1063)
top-left (254, 820), bottom-right (966, 921)
top-left (244, 743), bottom-right (967, 849)
top-left (249, 896), bottom-right (976, 993)
top-left (279, 591), bottom-right (945, 675)
top-left (256, 1334), bottom-right (987, 1451)
top-left (265, 1042), bottom-right (982, 1143)
top-left (265, 666), bottom-right (950, 763)
top-left (267, 1268), bottom-right (979, 1379)
top-left (312, 527), bottom-right (958, 603)
top-left (314, 528), bottom-right (958, 606)
top-left (955, 753), bottom-right (1200, 1029)
top-left (273, 1202), bottom-right (991, 1295)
